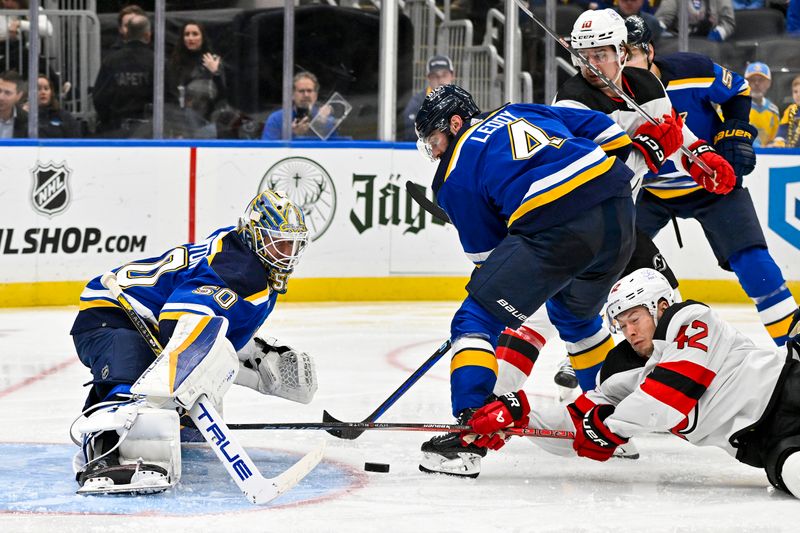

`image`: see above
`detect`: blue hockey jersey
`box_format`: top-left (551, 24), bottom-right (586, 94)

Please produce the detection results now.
top-left (432, 103), bottom-right (634, 265)
top-left (645, 52), bottom-right (751, 199)
top-left (70, 227), bottom-right (277, 351)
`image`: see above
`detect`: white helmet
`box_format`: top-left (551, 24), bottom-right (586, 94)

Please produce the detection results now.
top-left (605, 268), bottom-right (675, 331)
top-left (570, 9), bottom-right (628, 69)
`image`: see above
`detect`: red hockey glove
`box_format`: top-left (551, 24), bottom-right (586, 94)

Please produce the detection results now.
top-left (682, 140), bottom-right (736, 195)
top-left (632, 111), bottom-right (684, 173)
top-left (569, 403), bottom-right (628, 462)
top-left (464, 391), bottom-right (531, 450)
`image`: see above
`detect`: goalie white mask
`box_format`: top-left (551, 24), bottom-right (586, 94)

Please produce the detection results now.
top-left (570, 9), bottom-right (628, 72)
top-left (605, 268), bottom-right (675, 333)
top-left (239, 189), bottom-right (309, 274)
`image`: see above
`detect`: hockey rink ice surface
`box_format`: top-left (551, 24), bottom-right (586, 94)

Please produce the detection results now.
top-left (1, 302), bottom-right (799, 532)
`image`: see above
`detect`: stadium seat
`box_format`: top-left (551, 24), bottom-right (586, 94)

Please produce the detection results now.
top-left (732, 8), bottom-right (785, 41)
top-left (755, 38), bottom-right (800, 69)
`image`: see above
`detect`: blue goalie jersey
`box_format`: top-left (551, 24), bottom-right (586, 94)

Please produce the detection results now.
top-left (70, 227), bottom-right (278, 351)
top-left (432, 103), bottom-right (634, 265)
top-left (645, 52), bottom-right (750, 199)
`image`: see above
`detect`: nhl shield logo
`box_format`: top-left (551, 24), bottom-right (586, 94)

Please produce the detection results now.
top-left (30, 161), bottom-right (72, 216)
top-left (768, 166), bottom-right (800, 250)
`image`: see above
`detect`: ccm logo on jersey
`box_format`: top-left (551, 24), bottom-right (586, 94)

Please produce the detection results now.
top-left (496, 299), bottom-right (528, 322)
top-left (196, 401), bottom-right (254, 481)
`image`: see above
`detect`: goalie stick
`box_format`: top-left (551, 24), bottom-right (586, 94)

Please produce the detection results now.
top-left (100, 271), bottom-right (324, 505)
top-left (230, 420), bottom-right (575, 440)
top-left (322, 339), bottom-right (451, 440)
top-left (511, 0), bottom-right (714, 177)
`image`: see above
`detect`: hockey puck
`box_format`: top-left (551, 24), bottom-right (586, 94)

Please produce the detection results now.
top-left (364, 462), bottom-right (390, 473)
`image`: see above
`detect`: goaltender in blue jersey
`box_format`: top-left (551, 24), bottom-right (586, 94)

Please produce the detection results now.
top-left (70, 189), bottom-right (322, 496)
top-left (414, 85), bottom-right (638, 478)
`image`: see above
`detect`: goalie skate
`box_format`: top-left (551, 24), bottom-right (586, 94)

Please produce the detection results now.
top-left (76, 454), bottom-right (174, 496)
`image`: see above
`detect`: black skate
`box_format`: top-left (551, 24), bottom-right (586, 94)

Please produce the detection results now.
top-left (76, 449), bottom-right (171, 495)
top-left (554, 357), bottom-right (578, 389)
top-left (419, 410), bottom-right (487, 478)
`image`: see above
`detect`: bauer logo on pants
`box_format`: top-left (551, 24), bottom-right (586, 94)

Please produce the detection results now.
top-left (30, 161), bottom-right (72, 217)
top-left (768, 166), bottom-right (800, 250)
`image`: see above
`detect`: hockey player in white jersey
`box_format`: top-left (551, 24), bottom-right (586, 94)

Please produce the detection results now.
top-left (463, 268), bottom-right (800, 498)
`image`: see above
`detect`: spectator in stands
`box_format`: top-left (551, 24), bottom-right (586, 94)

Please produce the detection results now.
top-left (656, 0), bottom-right (735, 41)
top-left (616, 0), bottom-right (663, 42)
top-left (111, 4), bottom-right (145, 50)
top-left (774, 75), bottom-right (800, 148)
top-left (744, 62), bottom-right (780, 147)
top-left (27, 74), bottom-right (80, 138)
top-left (165, 79), bottom-right (217, 140)
top-left (789, 0), bottom-right (800, 35)
top-left (92, 14), bottom-right (154, 138)
top-left (261, 71), bottom-right (335, 141)
top-left (0, 0), bottom-right (54, 76)
top-left (732, 0), bottom-right (764, 8)
top-left (0, 69), bottom-right (26, 138)
top-left (165, 21), bottom-right (226, 120)
top-left (401, 55), bottom-right (455, 142)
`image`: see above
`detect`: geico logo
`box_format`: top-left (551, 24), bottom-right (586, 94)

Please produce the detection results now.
top-left (496, 299), bottom-right (529, 322)
top-left (196, 401), bottom-right (253, 481)
top-left (0, 227), bottom-right (147, 254)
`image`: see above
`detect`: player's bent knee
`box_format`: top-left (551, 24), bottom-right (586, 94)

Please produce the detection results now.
top-left (765, 435), bottom-right (800, 496)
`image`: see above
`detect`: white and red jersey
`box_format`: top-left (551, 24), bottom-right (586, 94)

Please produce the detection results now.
top-left (529, 301), bottom-right (790, 458)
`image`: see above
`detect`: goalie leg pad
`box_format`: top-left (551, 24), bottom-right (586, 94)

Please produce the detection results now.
top-left (73, 400), bottom-right (181, 495)
top-left (131, 314), bottom-right (239, 410)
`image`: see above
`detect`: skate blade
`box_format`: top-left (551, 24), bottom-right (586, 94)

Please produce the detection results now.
top-left (77, 471), bottom-right (173, 496)
top-left (419, 451), bottom-right (481, 478)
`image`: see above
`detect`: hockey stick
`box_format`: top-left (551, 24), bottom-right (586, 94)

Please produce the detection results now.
top-left (230, 420), bottom-right (575, 440)
top-left (322, 339), bottom-right (452, 440)
top-left (512, 0), bottom-right (714, 176)
top-left (100, 271), bottom-right (325, 505)
top-left (406, 180), bottom-right (451, 224)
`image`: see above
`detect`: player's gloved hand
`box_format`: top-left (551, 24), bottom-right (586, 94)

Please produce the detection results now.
top-left (464, 390), bottom-right (531, 450)
top-left (682, 140), bottom-right (736, 195)
top-left (235, 336), bottom-right (317, 403)
top-left (632, 110), bottom-right (684, 173)
top-left (713, 118), bottom-right (757, 180)
top-left (568, 403), bottom-right (628, 461)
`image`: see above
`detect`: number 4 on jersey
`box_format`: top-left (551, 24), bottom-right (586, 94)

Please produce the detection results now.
top-left (674, 320), bottom-right (709, 351)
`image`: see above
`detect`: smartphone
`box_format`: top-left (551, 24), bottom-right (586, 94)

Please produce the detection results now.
top-left (295, 107), bottom-right (309, 120)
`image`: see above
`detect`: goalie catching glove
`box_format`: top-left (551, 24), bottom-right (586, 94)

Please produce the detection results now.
top-left (463, 390), bottom-right (531, 450)
top-left (568, 398), bottom-right (628, 462)
top-left (682, 140), bottom-right (736, 195)
top-left (235, 336), bottom-right (318, 404)
top-left (631, 110), bottom-right (684, 173)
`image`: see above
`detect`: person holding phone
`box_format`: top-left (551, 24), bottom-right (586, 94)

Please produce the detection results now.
top-left (261, 71), bottom-right (334, 140)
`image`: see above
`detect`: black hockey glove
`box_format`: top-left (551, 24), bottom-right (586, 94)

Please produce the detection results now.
top-left (713, 118), bottom-right (757, 181)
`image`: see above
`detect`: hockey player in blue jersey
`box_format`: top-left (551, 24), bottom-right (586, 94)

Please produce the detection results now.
top-left (69, 189), bottom-right (318, 494)
top-left (624, 14), bottom-right (798, 346)
top-left (413, 84), bottom-right (640, 477)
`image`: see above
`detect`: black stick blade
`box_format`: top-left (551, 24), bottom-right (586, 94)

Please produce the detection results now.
top-left (322, 410), bottom-right (365, 440)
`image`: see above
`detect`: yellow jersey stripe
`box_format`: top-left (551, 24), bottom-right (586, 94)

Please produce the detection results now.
top-left (444, 108), bottom-right (507, 182)
top-left (508, 156), bottom-right (615, 226)
top-left (79, 299), bottom-right (119, 311)
top-left (647, 184), bottom-right (703, 199)
top-left (207, 236), bottom-right (224, 265)
top-left (245, 288), bottom-right (271, 303)
top-left (450, 349), bottom-right (498, 375)
top-left (600, 134), bottom-right (632, 152)
top-left (169, 315), bottom-right (212, 393)
top-left (569, 335), bottom-right (614, 371)
top-left (667, 77), bottom-right (714, 88)
top-left (765, 313), bottom-right (794, 339)
top-left (158, 310), bottom-right (206, 322)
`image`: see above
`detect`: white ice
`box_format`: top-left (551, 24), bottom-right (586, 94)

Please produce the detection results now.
top-left (0, 302), bottom-right (797, 533)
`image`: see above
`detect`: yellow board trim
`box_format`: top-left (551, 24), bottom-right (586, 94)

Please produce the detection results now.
top-left (508, 156), bottom-right (615, 226)
top-left (569, 336), bottom-right (614, 371)
top-left (169, 315), bottom-right (211, 393)
top-left (450, 349), bottom-right (498, 375)
top-left (1, 278), bottom-right (799, 307)
top-left (765, 314), bottom-right (794, 339)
